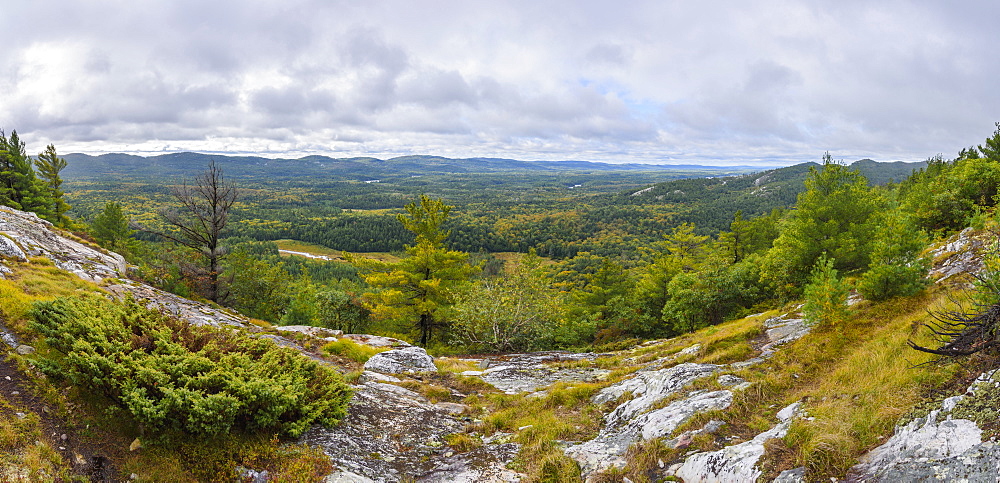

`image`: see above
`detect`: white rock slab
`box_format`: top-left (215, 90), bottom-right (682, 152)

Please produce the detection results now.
top-left (363, 346), bottom-right (437, 374)
top-left (672, 401), bottom-right (801, 483)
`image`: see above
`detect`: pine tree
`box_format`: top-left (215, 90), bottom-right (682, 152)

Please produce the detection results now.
top-left (35, 144), bottom-right (70, 226)
top-left (91, 201), bottom-right (135, 255)
top-left (978, 121), bottom-right (1000, 161)
top-left (0, 130), bottom-right (54, 220)
top-left (802, 254), bottom-right (850, 328)
top-left (352, 195), bottom-right (478, 346)
top-left (764, 153), bottom-right (883, 292)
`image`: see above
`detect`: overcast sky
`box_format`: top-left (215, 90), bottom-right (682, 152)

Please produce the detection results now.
top-left (2, 1), bottom-right (998, 166)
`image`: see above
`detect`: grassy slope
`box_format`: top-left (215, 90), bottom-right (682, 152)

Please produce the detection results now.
top-left (462, 284), bottom-right (973, 481)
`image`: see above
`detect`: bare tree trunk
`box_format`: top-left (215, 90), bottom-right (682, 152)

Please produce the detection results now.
top-left (156, 161), bottom-right (238, 303)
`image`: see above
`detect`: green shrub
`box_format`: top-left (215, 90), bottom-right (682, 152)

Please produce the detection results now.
top-left (30, 293), bottom-right (352, 437)
top-left (856, 262), bottom-right (928, 302)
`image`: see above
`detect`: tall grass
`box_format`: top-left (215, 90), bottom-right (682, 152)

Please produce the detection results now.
top-left (321, 338), bottom-right (389, 363)
top-left (778, 290), bottom-right (960, 478)
top-left (475, 382), bottom-right (605, 481)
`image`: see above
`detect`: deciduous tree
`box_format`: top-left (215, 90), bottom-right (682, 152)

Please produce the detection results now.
top-left (451, 251), bottom-right (561, 352)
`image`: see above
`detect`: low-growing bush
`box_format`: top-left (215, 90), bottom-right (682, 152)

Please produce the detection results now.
top-left (30, 293), bottom-right (352, 438)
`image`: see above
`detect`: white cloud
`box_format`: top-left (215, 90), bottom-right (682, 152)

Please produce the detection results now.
top-left (2, 1), bottom-right (998, 165)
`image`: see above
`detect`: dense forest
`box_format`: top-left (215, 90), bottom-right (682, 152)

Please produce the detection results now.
top-left (6, 123), bottom-right (998, 354)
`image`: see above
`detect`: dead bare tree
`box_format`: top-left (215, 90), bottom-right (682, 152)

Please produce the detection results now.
top-left (908, 296), bottom-right (1000, 357)
top-left (910, 236), bottom-right (1000, 358)
top-left (156, 161), bottom-right (238, 303)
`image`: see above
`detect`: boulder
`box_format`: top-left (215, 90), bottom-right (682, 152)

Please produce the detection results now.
top-left (847, 369), bottom-right (1000, 481)
top-left (364, 346), bottom-right (437, 374)
top-left (672, 401), bottom-right (801, 483)
top-left (14, 344), bottom-right (35, 355)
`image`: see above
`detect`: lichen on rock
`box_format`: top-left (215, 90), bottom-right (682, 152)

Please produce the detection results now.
top-left (848, 369), bottom-right (1000, 481)
top-left (364, 346), bottom-right (438, 374)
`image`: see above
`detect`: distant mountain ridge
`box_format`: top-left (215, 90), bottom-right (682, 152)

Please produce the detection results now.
top-left (612, 158), bottom-right (928, 233)
top-left (62, 152), bottom-right (763, 180)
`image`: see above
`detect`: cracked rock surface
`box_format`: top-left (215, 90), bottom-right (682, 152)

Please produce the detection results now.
top-left (672, 402), bottom-right (802, 483)
top-left (302, 381), bottom-right (520, 482)
top-left (847, 369), bottom-right (1000, 482)
top-left (469, 351), bottom-right (610, 394)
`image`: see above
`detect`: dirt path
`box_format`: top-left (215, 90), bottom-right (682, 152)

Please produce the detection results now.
top-left (0, 353), bottom-right (121, 481)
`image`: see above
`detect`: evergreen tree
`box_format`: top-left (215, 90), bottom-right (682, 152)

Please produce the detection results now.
top-left (802, 254), bottom-right (850, 329)
top-left (978, 122), bottom-right (1000, 160)
top-left (35, 144), bottom-right (70, 225)
top-left (353, 195), bottom-right (477, 346)
top-left (764, 153), bottom-right (883, 293)
top-left (91, 201), bottom-right (136, 255)
top-left (856, 212), bottom-right (930, 301)
top-left (0, 130), bottom-right (54, 220)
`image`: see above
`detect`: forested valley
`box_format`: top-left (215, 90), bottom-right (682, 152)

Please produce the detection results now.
top-left (11, 123), bottom-right (984, 354)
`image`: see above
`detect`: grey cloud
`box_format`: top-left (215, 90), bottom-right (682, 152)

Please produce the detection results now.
top-left (250, 86), bottom-right (337, 117)
top-left (343, 28), bottom-right (409, 73)
top-left (662, 61), bottom-right (807, 143)
top-left (397, 69), bottom-right (477, 107)
top-left (584, 43), bottom-right (629, 66)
